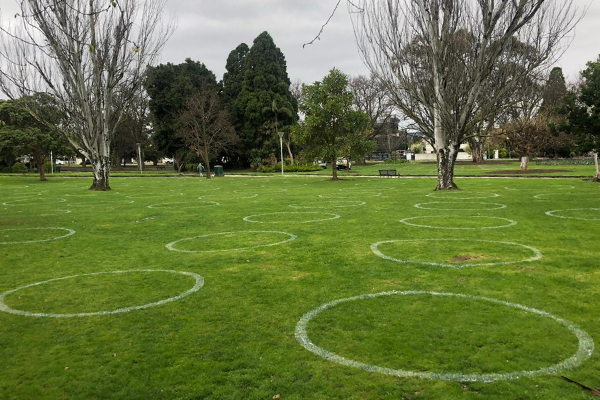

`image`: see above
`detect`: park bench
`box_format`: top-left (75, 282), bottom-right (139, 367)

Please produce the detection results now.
top-left (379, 169), bottom-right (398, 178)
top-left (156, 165), bottom-right (166, 170)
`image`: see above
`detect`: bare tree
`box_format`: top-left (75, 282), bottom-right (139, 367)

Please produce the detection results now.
top-left (352, 0), bottom-right (579, 189)
top-left (176, 87), bottom-right (239, 179)
top-left (349, 74), bottom-right (396, 138)
top-left (0, 0), bottom-right (174, 190)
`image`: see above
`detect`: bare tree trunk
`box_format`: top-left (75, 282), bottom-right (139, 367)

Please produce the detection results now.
top-left (594, 152), bottom-right (599, 179)
top-left (33, 148), bottom-right (47, 182)
top-left (469, 138), bottom-right (485, 163)
top-left (436, 146), bottom-right (459, 190)
top-left (331, 155), bottom-right (338, 180)
top-left (90, 156), bottom-right (111, 191)
top-left (203, 148), bottom-right (212, 180)
top-left (286, 141), bottom-right (294, 165)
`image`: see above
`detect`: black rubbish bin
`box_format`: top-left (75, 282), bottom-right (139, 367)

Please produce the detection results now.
top-left (214, 165), bottom-right (224, 177)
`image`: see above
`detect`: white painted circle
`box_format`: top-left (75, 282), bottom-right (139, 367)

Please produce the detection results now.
top-left (71, 201), bottom-right (135, 207)
top-left (39, 210), bottom-right (72, 216)
top-left (243, 212), bottom-right (341, 224)
top-left (425, 192), bottom-right (499, 199)
top-left (370, 239), bottom-right (542, 268)
top-left (545, 208), bottom-right (600, 221)
top-left (148, 201), bottom-right (220, 209)
top-left (399, 216), bottom-right (517, 230)
top-left (126, 195), bottom-right (166, 199)
top-left (295, 291), bottom-right (594, 382)
top-left (414, 202), bottom-right (507, 211)
top-left (3, 198), bottom-right (66, 206)
top-left (319, 192), bottom-right (382, 198)
top-left (166, 231), bottom-right (297, 253)
top-left (0, 270), bottom-right (204, 318)
top-left (289, 201), bottom-right (366, 209)
top-left (0, 228), bottom-right (76, 245)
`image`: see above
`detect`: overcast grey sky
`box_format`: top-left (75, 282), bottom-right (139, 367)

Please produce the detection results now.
top-left (1, 0), bottom-right (598, 85)
top-left (159, 0), bottom-right (599, 85)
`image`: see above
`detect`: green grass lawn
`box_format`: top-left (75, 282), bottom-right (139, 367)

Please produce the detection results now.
top-left (0, 174), bottom-right (599, 399)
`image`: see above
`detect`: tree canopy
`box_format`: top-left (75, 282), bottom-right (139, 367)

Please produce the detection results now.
top-left (0, 95), bottom-right (68, 180)
top-left (298, 68), bottom-right (374, 180)
top-left (146, 59), bottom-right (218, 172)
top-left (233, 32), bottom-right (298, 165)
top-left (560, 56), bottom-right (600, 154)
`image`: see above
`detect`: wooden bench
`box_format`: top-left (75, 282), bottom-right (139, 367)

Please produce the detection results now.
top-left (379, 169), bottom-right (398, 178)
top-left (156, 165), bottom-right (166, 170)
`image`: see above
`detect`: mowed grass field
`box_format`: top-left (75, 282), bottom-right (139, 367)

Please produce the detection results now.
top-left (0, 174), bottom-right (599, 399)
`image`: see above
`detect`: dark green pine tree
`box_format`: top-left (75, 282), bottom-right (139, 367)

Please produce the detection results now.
top-left (541, 67), bottom-right (568, 114)
top-left (233, 31), bottom-right (298, 166)
top-left (222, 43), bottom-right (250, 107)
top-left (145, 59), bottom-right (217, 171)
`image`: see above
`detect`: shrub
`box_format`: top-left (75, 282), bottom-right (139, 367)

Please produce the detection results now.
top-left (1, 166), bottom-right (12, 173)
top-left (410, 143), bottom-right (424, 154)
top-left (12, 162), bottom-right (28, 173)
top-left (262, 153), bottom-right (278, 166)
top-left (257, 163), bottom-right (322, 173)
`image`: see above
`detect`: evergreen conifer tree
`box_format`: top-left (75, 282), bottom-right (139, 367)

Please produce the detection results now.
top-left (233, 32), bottom-right (298, 166)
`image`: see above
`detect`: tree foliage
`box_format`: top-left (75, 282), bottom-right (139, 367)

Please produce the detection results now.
top-left (221, 43), bottom-right (250, 107)
top-left (233, 32), bottom-right (298, 165)
top-left (176, 84), bottom-right (239, 179)
top-left (0, 95), bottom-right (68, 180)
top-left (298, 69), bottom-right (374, 180)
top-left (146, 59), bottom-right (217, 172)
top-left (560, 57), bottom-right (600, 153)
top-left (0, 0), bottom-right (173, 190)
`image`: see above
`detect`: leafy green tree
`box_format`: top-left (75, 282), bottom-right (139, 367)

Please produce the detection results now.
top-left (560, 57), bottom-right (600, 177)
top-left (298, 68), bottom-right (374, 180)
top-left (146, 59), bottom-right (218, 172)
top-left (0, 95), bottom-right (68, 181)
top-left (233, 32), bottom-right (298, 166)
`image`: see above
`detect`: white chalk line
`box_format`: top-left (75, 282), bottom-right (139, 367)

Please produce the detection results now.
top-left (545, 208), bottom-right (600, 221)
top-left (414, 202), bottom-right (507, 211)
top-left (370, 239), bottom-right (542, 268)
top-left (289, 201), bottom-right (366, 209)
top-left (70, 200), bottom-right (135, 207)
top-left (166, 231), bottom-right (297, 253)
top-left (148, 201), bottom-right (220, 209)
top-left (295, 290), bottom-right (594, 382)
top-left (534, 192), bottom-right (595, 200)
top-left (0, 227), bottom-right (76, 245)
top-left (39, 210), bottom-right (72, 216)
top-left (319, 192), bottom-right (382, 198)
top-left (243, 212), bottom-right (341, 224)
top-left (0, 270), bottom-right (204, 318)
top-left (3, 198), bottom-right (66, 206)
top-left (399, 216), bottom-right (517, 230)
top-left (425, 192), bottom-right (500, 199)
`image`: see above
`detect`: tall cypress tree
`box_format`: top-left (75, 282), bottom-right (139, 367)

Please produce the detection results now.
top-left (222, 43), bottom-right (250, 107)
top-left (233, 32), bottom-right (298, 166)
top-left (541, 67), bottom-right (568, 114)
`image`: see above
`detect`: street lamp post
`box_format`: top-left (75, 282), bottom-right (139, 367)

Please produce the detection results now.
top-left (277, 131), bottom-right (284, 176)
top-left (136, 143), bottom-right (142, 175)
